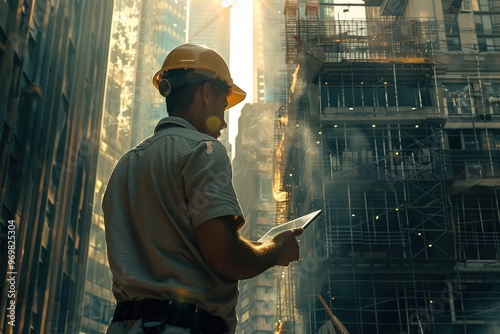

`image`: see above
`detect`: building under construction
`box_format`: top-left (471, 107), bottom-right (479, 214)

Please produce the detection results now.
top-left (274, 0), bottom-right (500, 333)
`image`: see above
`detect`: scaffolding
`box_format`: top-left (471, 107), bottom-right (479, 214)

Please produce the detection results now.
top-left (274, 1), bottom-right (500, 333)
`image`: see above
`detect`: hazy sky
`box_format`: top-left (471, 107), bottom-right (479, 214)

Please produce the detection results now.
top-left (228, 0), bottom-right (253, 156)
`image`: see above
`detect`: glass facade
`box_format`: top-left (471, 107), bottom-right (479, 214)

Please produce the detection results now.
top-left (0, 1), bottom-right (113, 332)
top-left (131, 0), bottom-right (188, 146)
top-left (80, 0), bottom-right (187, 332)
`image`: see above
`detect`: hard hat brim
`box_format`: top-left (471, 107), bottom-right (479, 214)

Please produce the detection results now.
top-left (226, 82), bottom-right (246, 110)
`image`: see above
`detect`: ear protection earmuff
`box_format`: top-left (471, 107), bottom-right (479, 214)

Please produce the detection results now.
top-left (157, 69), bottom-right (219, 98)
top-left (158, 73), bottom-right (172, 97)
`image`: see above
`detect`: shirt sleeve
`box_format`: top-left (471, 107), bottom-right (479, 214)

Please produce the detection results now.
top-left (181, 139), bottom-right (245, 229)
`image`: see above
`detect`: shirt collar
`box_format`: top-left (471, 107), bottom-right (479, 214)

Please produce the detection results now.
top-left (154, 116), bottom-right (198, 134)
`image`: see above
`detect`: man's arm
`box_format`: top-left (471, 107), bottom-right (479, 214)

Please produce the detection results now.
top-left (195, 215), bottom-right (303, 280)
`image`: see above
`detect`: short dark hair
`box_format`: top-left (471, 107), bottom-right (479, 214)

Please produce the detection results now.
top-left (166, 80), bottom-right (207, 114)
top-left (165, 75), bottom-right (227, 114)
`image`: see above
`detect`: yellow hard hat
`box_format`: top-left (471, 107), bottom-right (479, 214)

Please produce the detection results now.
top-left (153, 43), bottom-right (246, 110)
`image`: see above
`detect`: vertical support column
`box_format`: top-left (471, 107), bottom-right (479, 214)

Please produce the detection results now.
top-left (373, 126), bottom-right (381, 178)
top-left (494, 189), bottom-right (500, 258)
top-left (387, 124), bottom-right (394, 176)
top-left (363, 190), bottom-right (372, 256)
top-left (417, 82), bottom-right (423, 109)
top-left (393, 63), bottom-right (399, 112)
top-left (431, 62), bottom-right (441, 114)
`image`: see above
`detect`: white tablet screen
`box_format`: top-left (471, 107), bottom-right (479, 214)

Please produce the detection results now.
top-left (258, 210), bottom-right (322, 243)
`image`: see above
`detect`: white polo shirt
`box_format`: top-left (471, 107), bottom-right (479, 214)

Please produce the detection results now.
top-left (102, 116), bottom-right (245, 331)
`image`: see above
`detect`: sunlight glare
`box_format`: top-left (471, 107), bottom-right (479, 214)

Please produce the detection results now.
top-left (229, 0), bottom-right (253, 157)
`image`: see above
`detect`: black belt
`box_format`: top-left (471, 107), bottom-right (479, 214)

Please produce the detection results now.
top-left (111, 299), bottom-right (228, 334)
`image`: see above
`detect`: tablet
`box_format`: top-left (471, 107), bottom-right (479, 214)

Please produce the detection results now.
top-left (257, 210), bottom-right (322, 243)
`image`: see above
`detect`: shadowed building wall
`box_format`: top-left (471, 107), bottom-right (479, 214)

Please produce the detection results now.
top-left (79, 0), bottom-right (142, 332)
top-left (0, 0), bottom-right (113, 333)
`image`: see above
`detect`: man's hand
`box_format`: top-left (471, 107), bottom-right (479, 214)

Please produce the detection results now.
top-left (272, 228), bottom-right (303, 266)
top-left (196, 216), bottom-right (304, 280)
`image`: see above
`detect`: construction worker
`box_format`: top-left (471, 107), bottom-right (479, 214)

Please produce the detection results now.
top-left (103, 43), bottom-right (303, 334)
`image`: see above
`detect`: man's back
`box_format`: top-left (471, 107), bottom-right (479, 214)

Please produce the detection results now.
top-left (104, 44), bottom-right (302, 334)
top-left (103, 117), bottom-right (244, 330)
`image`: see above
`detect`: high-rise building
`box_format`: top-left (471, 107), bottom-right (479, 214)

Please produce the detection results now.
top-left (275, 0), bottom-right (500, 332)
top-left (0, 1), bottom-right (113, 333)
top-left (233, 102), bottom-right (281, 333)
top-left (233, 2), bottom-right (292, 332)
top-left (79, 0), bottom-right (142, 332)
top-left (187, 0), bottom-right (232, 152)
top-left (254, 0), bottom-right (287, 103)
top-left (131, 0), bottom-right (188, 146)
top-left (80, 1), bottom-right (189, 332)
top-left (188, 0), bottom-right (230, 61)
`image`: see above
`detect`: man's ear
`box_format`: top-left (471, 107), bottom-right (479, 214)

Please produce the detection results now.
top-left (201, 81), bottom-right (212, 106)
